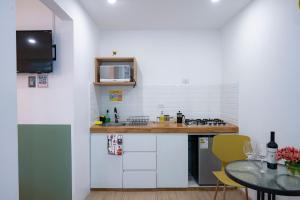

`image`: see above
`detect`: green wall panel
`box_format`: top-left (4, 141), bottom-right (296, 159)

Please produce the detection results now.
top-left (18, 125), bottom-right (72, 200)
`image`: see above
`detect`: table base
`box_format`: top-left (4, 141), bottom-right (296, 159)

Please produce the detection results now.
top-left (257, 191), bottom-right (276, 200)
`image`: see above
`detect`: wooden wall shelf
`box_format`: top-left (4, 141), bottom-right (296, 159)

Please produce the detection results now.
top-left (93, 82), bottom-right (136, 86)
top-left (94, 57), bottom-right (137, 87)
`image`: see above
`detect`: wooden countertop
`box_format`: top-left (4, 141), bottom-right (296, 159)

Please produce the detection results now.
top-left (90, 122), bottom-right (239, 134)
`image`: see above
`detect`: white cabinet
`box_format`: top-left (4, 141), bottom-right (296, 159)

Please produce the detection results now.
top-left (157, 134), bottom-right (188, 188)
top-left (122, 134), bottom-right (157, 188)
top-left (91, 134), bottom-right (123, 188)
top-left (91, 133), bottom-right (188, 189)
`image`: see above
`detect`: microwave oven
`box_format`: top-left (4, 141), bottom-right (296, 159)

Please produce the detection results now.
top-left (99, 65), bottom-right (131, 82)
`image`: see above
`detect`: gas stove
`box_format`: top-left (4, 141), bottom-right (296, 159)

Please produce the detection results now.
top-left (185, 118), bottom-right (226, 126)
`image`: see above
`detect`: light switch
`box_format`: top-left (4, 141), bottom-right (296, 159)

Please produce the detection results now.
top-left (182, 78), bottom-right (190, 85)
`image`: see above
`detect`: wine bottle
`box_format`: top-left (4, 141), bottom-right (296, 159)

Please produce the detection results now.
top-left (266, 131), bottom-right (278, 169)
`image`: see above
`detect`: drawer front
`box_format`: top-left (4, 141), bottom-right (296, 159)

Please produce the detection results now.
top-left (123, 152), bottom-right (156, 170)
top-left (123, 171), bottom-right (156, 188)
top-left (123, 134), bottom-right (156, 152)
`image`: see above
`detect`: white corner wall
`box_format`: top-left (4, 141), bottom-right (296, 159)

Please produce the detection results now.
top-left (41, 0), bottom-right (100, 199)
top-left (16, 0), bottom-right (73, 124)
top-left (0, 0), bottom-right (19, 199)
top-left (222, 0), bottom-right (300, 199)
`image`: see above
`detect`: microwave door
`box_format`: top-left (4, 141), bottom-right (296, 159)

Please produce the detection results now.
top-left (100, 65), bottom-right (131, 82)
top-left (100, 66), bottom-right (115, 82)
top-left (115, 66), bottom-right (123, 79)
top-left (115, 66), bottom-right (130, 79)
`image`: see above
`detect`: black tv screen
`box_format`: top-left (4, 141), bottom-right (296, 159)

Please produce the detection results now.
top-left (17, 30), bottom-right (54, 73)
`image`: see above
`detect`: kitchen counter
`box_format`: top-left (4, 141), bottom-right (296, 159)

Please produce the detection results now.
top-left (90, 122), bottom-right (239, 134)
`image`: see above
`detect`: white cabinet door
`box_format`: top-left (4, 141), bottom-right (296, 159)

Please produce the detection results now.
top-left (157, 134), bottom-right (188, 188)
top-left (91, 134), bottom-right (123, 188)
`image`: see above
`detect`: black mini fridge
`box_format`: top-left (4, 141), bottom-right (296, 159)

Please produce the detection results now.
top-left (189, 135), bottom-right (221, 185)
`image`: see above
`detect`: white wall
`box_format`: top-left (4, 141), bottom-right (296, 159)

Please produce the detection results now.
top-left (99, 30), bottom-right (223, 86)
top-left (0, 0), bottom-right (19, 199)
top-left (16, 0), bottom-right (53, 30)
top-left (42, 0), bottom-right (100, 199)
top-left (222, 0), bottom-right (300, 199)
top-left (17, 0), bottom-right (98, 199)
top-left (93, 30), bottom-right (225, 120)
top-left (16, 0), bottom-right (73, 124)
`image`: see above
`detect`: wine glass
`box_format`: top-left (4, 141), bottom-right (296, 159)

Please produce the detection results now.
top-left (243, 141), bottom-right (257, 160)
top-left (256, 144), bottom-right (266, 173)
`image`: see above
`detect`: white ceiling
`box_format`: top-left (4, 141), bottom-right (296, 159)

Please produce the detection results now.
top-left (78, 0), bottom-right (253, 30)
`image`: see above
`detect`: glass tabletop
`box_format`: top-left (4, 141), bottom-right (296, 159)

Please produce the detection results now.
top-left (225, 160), bottom-right (300, 196)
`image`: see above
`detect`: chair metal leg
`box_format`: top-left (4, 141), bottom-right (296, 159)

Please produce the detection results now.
top-left (268, 193), bottom-right (271, 200)
top-left (222, 185), bottom-right (226, 200)
top-left (213, 180), bottom-right (220, 200)
top-left (267, 193), bottom-right (276, 200)
top-left (272, 194), bottom-right (276, 200)
top-left (245, 187), bottom-right (249, 200)
top-left (257, 191), bottom-right (261, 200)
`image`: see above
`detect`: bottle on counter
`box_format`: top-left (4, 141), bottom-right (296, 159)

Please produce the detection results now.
top-left (105, 109), bottom-right (111, 123)
top-left (266, 131), bottom-right (278, 169)
top-left (99, 115), bottom-right (106, 123)
top-left (159, 111), bottom-right (165, 122)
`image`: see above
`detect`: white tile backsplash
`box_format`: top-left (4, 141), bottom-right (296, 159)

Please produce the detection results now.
top-left (90, 84), bottom-right (237, 123)
top-left (90, 83), bottom-right (100, 124)
top-left (220, 83), bottom-right (239, 125)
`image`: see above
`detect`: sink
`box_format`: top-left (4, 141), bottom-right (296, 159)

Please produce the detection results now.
top-left (103, 122), bottom-right (127, 127)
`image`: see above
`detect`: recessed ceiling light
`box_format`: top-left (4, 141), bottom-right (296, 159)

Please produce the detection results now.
top-left (107, 0), bottom-right (117, 4)
top-left (211, 0), bottom-right (221, 3)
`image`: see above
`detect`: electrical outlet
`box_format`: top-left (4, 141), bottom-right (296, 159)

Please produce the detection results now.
top-left (157, 104), bottom-right (165, 110)
top-left (182, 78), bottom-right (190, 85)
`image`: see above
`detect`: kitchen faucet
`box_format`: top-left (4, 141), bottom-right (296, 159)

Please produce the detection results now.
top-left (114, 107), bottom-right (119, 123)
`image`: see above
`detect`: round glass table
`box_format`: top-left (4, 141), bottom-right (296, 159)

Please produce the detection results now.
top-left (225, 160), bottom-right (300, 200)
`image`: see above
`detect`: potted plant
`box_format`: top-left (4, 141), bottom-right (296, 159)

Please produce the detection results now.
top-left (276, 147), bottom-right (300, 175)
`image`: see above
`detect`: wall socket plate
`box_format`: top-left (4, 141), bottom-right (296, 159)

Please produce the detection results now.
top-left (157, 104), bottom-right (165, 110)
top-left (28, 76), bottom-right (36, 88)
top-left (182, 78), bottom-right (190, 85)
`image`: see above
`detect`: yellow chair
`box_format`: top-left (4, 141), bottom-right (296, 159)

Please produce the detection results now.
top-left (212, 134), bottom-right (250, 200)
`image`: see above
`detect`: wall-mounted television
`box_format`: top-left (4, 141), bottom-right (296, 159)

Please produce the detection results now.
top-left (16, 30), bottom-right (56, 73)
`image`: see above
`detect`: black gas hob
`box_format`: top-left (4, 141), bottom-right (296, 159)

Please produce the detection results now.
top-left (185, 118), bottom-right (226, 126)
